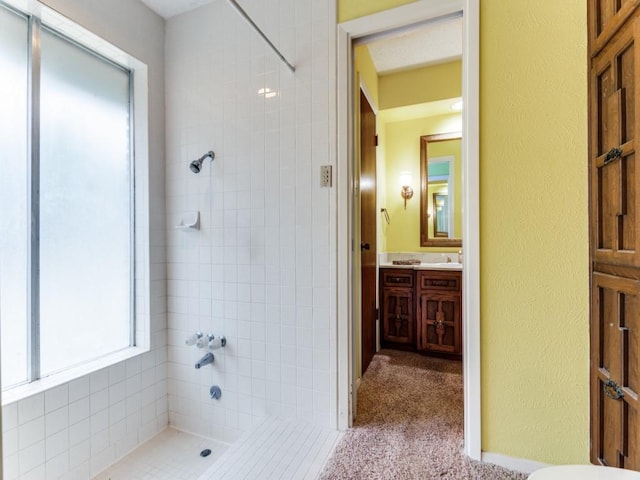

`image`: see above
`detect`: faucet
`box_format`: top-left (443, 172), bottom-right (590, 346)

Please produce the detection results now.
top-left (195, 352), bottom-right (214, 369)
top-left (441, 253), bottom-right (452, 263)
top-left (457, 249), bottom-right (463, 264)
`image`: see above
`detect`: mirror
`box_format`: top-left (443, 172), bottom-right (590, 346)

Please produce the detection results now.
top-left (420, 132), bottom-right (462, 247)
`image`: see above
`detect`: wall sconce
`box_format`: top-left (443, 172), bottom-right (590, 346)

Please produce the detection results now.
top-left (399, 172), bottom-right (413, 210)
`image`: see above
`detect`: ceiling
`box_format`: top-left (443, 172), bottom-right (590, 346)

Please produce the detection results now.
top-left (140, 1), bottom-right (462, 77)
top-left (140, 0), bottom-right (214, 18)
top-left (365, 16), bottom-right (462, 75)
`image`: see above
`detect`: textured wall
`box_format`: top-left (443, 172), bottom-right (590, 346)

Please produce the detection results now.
top-left (165, 0), bottom-right (334, 441)
top-left (379, 61), bottom-right (462, 110)
top-left (340, 0), bottom-right (590, 465)
top-left (480, 0), bottom-right (589, 463)
top-left (381, 113), bottom-right (461, 252)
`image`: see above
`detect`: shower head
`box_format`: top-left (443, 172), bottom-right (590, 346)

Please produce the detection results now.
top-left (190, 150), bottom-right (215, 174)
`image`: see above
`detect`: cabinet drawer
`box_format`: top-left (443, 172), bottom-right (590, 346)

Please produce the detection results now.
top-left (417, 271), bottom-right (461, 292)
top-left (381, 269), bottom-right (414, 288)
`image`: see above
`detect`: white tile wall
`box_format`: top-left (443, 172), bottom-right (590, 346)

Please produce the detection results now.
top-left (3, 354), bottom-right (169, 480)
top-left (165, 0), bottom-right (335, 442)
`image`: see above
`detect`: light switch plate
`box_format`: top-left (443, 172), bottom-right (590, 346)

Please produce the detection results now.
top-left (321, 165), bottom-right (332, 187)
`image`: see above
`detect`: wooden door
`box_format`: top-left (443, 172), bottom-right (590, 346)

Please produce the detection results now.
top-left (360, 90), bottom-right (377, 375)
top-left (589, 1), bottom-right (640, 467)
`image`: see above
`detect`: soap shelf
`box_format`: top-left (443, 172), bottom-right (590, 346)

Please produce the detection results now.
top-left (176, 211), bottom-right (200, 230)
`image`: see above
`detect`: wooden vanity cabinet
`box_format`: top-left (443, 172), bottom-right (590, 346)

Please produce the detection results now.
top-left (380, 269), bottom-right (415, 349)
top-left (379, 268), bottom-right (462, 357)
top-left (416, 271), bottom-right (462, 357)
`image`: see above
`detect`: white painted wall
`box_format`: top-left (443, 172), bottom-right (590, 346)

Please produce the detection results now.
top-left (165, 0), bottom-right (335, 442)
top-left (2, 1), bottom-right (167, 478)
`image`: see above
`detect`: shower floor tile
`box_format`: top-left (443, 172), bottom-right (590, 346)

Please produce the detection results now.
top-left (92, 428), bottom-right (229, 480)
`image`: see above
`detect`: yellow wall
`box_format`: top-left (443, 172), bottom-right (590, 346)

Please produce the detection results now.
top-left (480, 0), bottom-right (588, 464)
top-left (340, 0), bottom-right (590, 466)
top-left (379, 61), bottom-right (462, 110)
top-left (381, 113), bottom-right (461, 252)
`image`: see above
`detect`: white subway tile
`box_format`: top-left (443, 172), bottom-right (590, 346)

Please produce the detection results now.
top-left (44, 385), bottom-right (68, 414)
top-left (18, 417), bottom-right (44, 450)
top-left (45, 428), bottom-right (68, 461)
top-left (69, 418), bottom-right (90, 446)
top-left (18, 439), bottom-right (45, 475)
top-left (18, 394), bottom-right (44, 425)
top-left (44, 406), bottom-right (68, 437)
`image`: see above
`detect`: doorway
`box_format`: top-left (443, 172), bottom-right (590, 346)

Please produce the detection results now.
top-left (336, 0), bottom-right (480, 460)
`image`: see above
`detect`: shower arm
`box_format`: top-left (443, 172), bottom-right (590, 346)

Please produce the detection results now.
top-left (225, 0), bottom-right (295, 73)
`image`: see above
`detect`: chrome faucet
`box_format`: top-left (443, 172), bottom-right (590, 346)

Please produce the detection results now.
top-left (195, 352), bottom-right (214, 369)
top-left (457, 249), bottom-right (463, 264)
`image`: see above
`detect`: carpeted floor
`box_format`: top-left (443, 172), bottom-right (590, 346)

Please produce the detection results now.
top-left (319, 349), bottom-right (528, 480)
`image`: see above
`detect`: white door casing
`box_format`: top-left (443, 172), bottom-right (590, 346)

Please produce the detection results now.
top-left (334, 0), bottom-right (481, 460)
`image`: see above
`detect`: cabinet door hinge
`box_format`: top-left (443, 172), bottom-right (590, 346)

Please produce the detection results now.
top-left (375, 134), bottom-right (378, 146)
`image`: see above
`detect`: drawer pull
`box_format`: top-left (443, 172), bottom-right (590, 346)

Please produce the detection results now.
top-left (389, 277), bottom-right (407, 283)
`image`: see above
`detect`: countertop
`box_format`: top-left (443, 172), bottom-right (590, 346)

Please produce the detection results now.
top-left (379, 262), bottom-right (462, 271)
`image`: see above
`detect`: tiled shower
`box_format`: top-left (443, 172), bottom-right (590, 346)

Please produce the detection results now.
top-left (2, 0), bottom-right (337, 478)
top-left (164, 0), bottom-right (335, 441)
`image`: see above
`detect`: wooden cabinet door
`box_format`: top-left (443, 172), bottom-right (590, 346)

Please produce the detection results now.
top-left (591, 273), bottom-right (640, 468)
top-left (417, 292), bottom-right (461, 355)
top-left (381, 288), bottom-right (414, 346)
top-left (589, 0), bottom-right (640, 56)
top-left (590, 6), bottom-right (640, 467)
top-left (590, 18), bottom-right (640, 269)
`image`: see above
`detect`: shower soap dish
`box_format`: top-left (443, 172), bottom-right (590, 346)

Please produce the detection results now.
top-left (176, 211), bottom-right (200, 230)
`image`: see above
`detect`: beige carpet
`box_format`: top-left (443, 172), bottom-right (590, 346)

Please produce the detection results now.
top-left (319, 350), bottom-right (528, 480)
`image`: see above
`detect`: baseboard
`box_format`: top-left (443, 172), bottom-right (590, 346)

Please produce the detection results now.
top-left (481, 452), bottom-right (550, 475)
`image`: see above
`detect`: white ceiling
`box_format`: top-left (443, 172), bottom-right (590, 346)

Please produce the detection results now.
top-left (140, 1), bottom-right (462, 77)
top-left (365, 16), bottom-right (462, 75)
top-left (140, 0), bottom-right (214, 18)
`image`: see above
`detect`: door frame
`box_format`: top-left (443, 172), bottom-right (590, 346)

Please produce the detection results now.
top-left (335, 0), bottom-right (481, 460)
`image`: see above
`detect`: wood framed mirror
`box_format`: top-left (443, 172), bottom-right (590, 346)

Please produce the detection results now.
top-left (420, 132), bottom-right (462, 247)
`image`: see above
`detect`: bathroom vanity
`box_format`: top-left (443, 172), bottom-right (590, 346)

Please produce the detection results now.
top-left (380, 266), bottom-right (462, 358)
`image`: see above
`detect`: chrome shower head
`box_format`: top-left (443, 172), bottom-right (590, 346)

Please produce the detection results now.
top-left (190, 150), bottom-right (215, 173)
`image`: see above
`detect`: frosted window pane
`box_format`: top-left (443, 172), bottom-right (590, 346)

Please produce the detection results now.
top-left (0, 7), bottom-right (29, 388)
top-left (40, 29), bottom-right (132, 375)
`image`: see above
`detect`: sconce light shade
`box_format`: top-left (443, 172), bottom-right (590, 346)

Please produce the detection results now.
top-left (399, 172), bottom-right (412, 187)
top-left (399, 172), bottom-right (413, 210)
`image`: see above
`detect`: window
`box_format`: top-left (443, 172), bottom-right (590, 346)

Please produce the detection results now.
top-left (0, 3), bottom-right (138, 391)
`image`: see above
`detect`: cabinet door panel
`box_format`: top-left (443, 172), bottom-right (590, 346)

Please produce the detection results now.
top-left (591, 273), bottom-right (640, 468)
top-left (382, 289), bottom-right (414, 345)
top-left (591, 19), bottom-right (640, 266)
top-left (590, 0), bottom-right (640, 55)
top-left (418, 293), bottom-right (461, 355)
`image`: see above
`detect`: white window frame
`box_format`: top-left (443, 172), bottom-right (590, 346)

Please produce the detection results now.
top-left (0, 0), bottom-right (151, 405)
